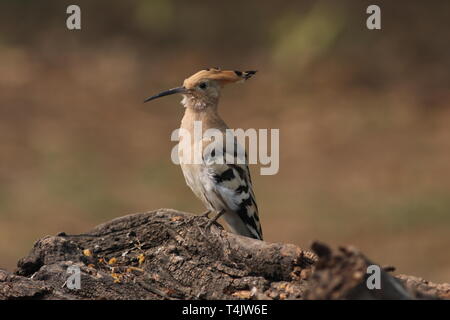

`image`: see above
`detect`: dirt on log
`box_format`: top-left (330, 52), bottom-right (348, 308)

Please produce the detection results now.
top-left (1, 209), bottom-right (449, 300)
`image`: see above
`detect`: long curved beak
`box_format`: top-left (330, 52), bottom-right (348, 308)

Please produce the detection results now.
top-left (144, 86), bottom-right (186, 103)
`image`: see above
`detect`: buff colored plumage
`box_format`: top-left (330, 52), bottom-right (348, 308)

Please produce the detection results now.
top-left (145, 68), bottom-right (262, 240)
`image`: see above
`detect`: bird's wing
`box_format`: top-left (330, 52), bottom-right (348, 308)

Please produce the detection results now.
top-left (201, 137), bottom-right (263, 240)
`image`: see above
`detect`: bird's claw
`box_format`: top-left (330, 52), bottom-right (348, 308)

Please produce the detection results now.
top-left (204, 210), bottom-right (225, 229)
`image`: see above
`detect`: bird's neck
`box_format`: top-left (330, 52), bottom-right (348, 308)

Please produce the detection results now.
top-left (181, 94), bottom-right (218, 111)
top-left (181, 103), bottom-right (228, 133)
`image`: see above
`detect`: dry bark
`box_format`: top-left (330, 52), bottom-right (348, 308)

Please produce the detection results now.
top-left (0, 209), bottom-right (449, 300)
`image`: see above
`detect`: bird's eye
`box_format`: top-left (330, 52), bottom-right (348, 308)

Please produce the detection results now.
top-left (199, 82), bottom-right (207, 89)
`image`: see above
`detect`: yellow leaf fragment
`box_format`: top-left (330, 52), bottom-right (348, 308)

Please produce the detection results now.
top-left (138, 254), bottom-right (145, 264)
top-left (111, 272), bottom-right (122, 283)
top-left (126, 267), bottom-right (144, 273)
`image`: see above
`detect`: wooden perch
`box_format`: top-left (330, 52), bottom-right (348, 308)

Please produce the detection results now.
top-left (0, 209), bottom-right (449, 300)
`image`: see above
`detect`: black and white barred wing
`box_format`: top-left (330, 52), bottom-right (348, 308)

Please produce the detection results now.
top-left (201, 139), bottom-right (263, 240)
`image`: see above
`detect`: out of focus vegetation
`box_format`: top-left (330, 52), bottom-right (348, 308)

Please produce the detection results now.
top-left (0, 1), bottom-right (449, 281)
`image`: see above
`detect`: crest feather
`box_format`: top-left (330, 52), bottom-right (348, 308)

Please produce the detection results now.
top-left (183, 68), bottom-right (257, 89)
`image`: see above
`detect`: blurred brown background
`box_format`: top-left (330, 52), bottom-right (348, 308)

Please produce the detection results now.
top-left (0, 0), bottom-right (449, 282)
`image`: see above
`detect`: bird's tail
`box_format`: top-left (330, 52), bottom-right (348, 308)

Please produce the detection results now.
top-left (222, 210), bottom-right (263, 240)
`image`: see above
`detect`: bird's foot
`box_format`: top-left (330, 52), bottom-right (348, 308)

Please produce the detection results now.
top-left (195, 222), bottom-right (208, 240)
top-left (194, 210), bottom-right (224, 240)
top-left (194, 210), bottom-right (225, 243)
top-left (205, 210), bottom-right (225, 229)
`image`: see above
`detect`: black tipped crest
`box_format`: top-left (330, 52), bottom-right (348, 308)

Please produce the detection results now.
top-left (234, 70), bottom-right (257, 80)
top-left (243, 70), bottom-right (257, 79)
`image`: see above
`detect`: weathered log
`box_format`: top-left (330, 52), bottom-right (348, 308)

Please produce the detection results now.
top-left (305, 242), bottom-right (426, 299)
top-left (0, 209), bottom-right (449, 300)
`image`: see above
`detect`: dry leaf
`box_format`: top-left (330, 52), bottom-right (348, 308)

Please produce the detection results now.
top-left (231, 290), bottom-right (252, 299)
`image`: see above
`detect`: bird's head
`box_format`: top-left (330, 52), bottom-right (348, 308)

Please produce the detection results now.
top-left (144, 68), bottom-right (256, 110)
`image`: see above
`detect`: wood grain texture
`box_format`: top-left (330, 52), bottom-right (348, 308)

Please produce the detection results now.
top-left (0, 209), bottom-right (448, 300)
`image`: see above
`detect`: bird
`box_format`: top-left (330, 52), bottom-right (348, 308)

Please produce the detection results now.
top-left (144, 68), bottom-right (263, 240)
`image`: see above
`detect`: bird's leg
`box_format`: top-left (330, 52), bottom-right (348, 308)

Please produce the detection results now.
top-left (200, 210), bottom-right (211, 218)
top-left (205, 209), bottom-right (225, 229)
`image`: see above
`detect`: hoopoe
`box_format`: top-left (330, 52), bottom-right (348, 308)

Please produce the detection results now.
top-left (144, 68), bottom-right (263, 240)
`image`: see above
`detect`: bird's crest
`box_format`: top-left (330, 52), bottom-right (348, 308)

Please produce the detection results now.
top-left (183, 68), bottom-right (257, 89)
